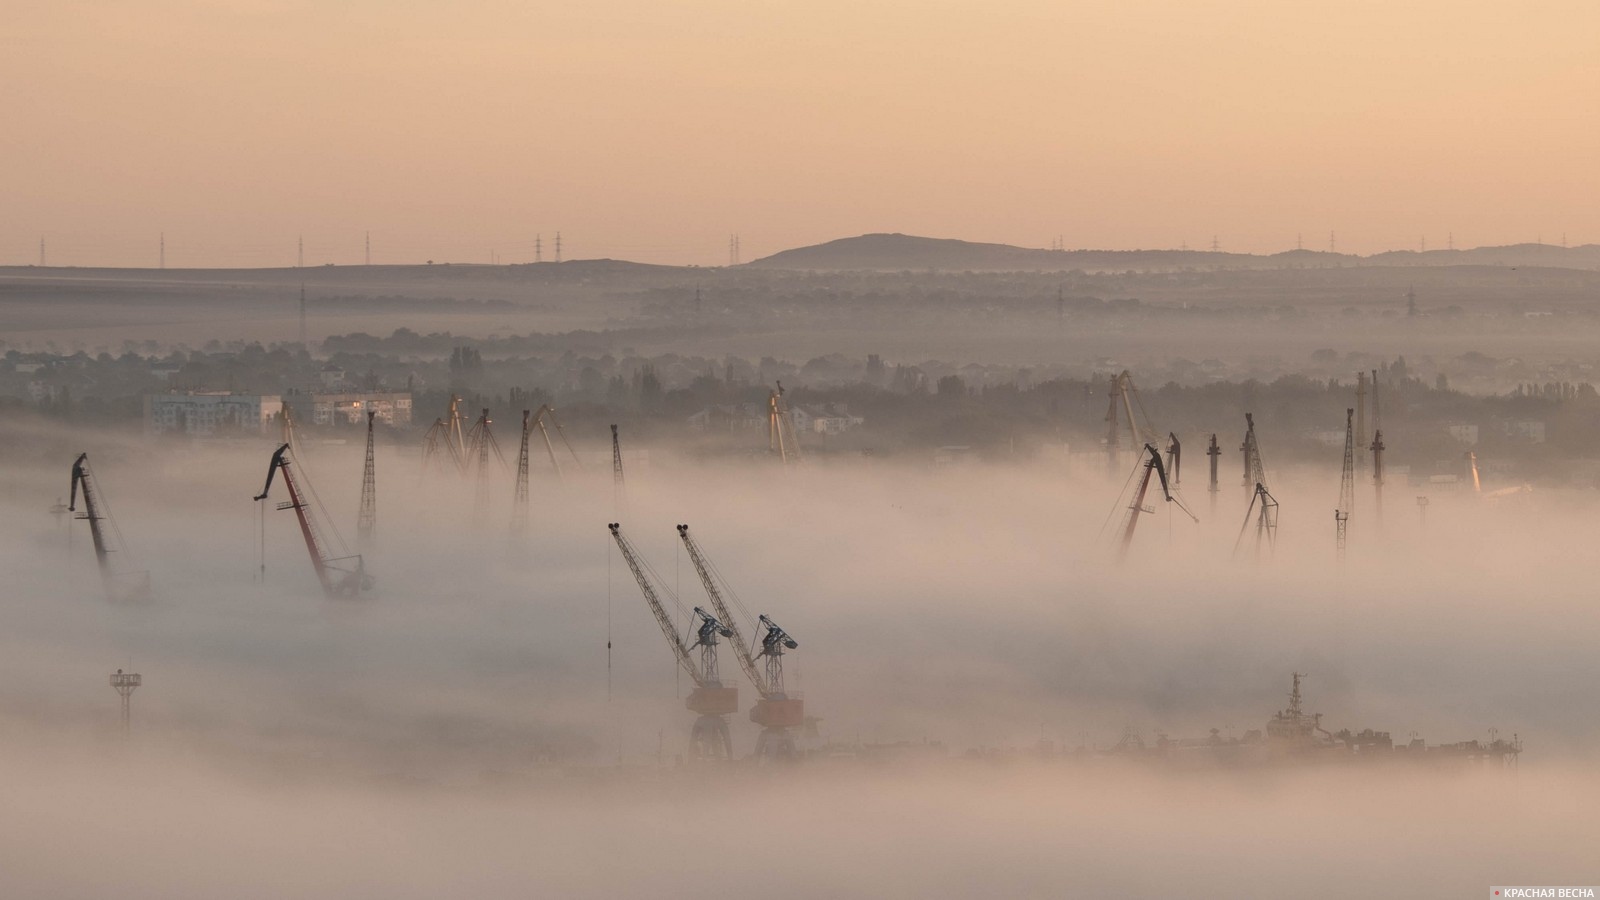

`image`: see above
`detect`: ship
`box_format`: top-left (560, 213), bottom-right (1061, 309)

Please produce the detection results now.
top-left (1110, 673), bottom-right (1522, 768)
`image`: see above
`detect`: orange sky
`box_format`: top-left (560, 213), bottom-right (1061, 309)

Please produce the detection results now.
top-left (4, 0), bottom-right (1597, 266)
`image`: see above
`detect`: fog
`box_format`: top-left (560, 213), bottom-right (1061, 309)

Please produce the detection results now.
top-left (2, 415), bottom-right (1596, 896)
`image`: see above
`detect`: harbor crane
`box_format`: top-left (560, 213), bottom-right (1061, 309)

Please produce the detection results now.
top-left (1112, 443), bottom-right (1196, 560)
top-left (1104, 371), bottom-right (1159, 473)
top-left (357, 410), bottom-right (376, 544)
top-left (421, 394), bottom-right (469, 474)
top-left (677, 524), bottom-right (806, 760)
top-left (608, 524), bottom-right (739, 761)
top-left (611, 424), bottom-right (626, 510)
top-left (254, 444), bottom-right (371, 598)
top-left (68, 453), bottom-right (151, 601)
top-left (1234, 482), bottom-right (1280, 559)
top-left (1241, 412), bottom-right (1267, 492)
top-left (1336, 408), bottom-right (1355, 559)
top-left (768, 382), bottom-right (803, 465)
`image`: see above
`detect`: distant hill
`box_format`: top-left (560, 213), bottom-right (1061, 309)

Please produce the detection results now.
top-left (746, 232), bottom-right (1600, 273)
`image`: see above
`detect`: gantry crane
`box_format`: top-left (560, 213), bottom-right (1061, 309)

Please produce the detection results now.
top-left (608, 523), bottom-right (739, 761)
top-left (68, 453), bottom-right (151, 601)
top-left (254, 444), bottom-right (371, 598)
top-left (769, 382), bottom-right (804, 465)
top-left (677, 524), bottom-right (805, 760)
top-left (1112, 443), bottom-right (1195, 560)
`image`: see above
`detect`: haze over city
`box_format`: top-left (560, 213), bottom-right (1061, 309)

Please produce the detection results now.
top-left (4, 1), bottom-right (1599, 897)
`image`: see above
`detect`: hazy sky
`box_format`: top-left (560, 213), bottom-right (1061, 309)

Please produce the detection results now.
top-left (5, 0), bottom-right (1597, 266)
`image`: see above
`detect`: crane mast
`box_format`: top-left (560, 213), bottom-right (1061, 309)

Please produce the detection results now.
top-left (1241, 412), bottom-right (1267, 491)
top-left (676, 525), bottom-right (766, 693)
top-left (255, 444), bottom-right (369, 598)
top-left (1234, 482), bottom-right (1280, 559)
top-left (769, 382), bottom-right (803, 464)
top-left (1115, 443), bottom-right (1195, 560)
top-left (530, 404), bottom-right (584, 478)
top-left (513, 410), bottom-right (531, 530)
top-left (357, 410), bottom-right (376, 544)
top-left (1337, 408), bottom-right (1355, 559)
top-left (1165, 432), bottom-right (1181, 486)
top-left (69, 453), bottom-right (112, 577)
top-left (611, 424), bottom-right (626, 509)
top-left (608, 523), bottom-right (737, 760)
top-left (69, 453), bottom-right (150, 601)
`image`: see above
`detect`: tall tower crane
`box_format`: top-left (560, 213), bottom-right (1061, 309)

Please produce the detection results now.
top-left (357, 410), bottom-right (376, 544)
top-left (768, 382), bottom-right (803, 465)
top-left (1241, 412), bottom-right (1267, 492)
top-left (68, 453), bottom-right (151, 601)
top-left (1355, 373), bottom-right (1368, 476)
top-left (513, 410), bottom-right (531, 531)
top-left (1112, 443), bottom-right (1195, 560)
top-left (254, 444), bottom-right (371, 598)
top-left (528, 404), bottom-right (584, 478)
top-left (611, 424), bottom-right (626, 510)
top-left (1234, 482), bottom-right (1280, 559)
top-left (608, 524), bottom-right (739, 761)
top-left (1370, 369), bottom-right (1384, 522)
top-left (1206, 433), bottom-right (1221, 512)
top-left (1336, 408), bottom-right (1355, 559)
top-left (464, 408), bottom-right (508, 515)
top-left (676, 525), bottom-right (805, 760)
top-left (1104, 371), bottom-right (1158, 473)
top-left (1165, 432), bottom-right (1182, 487)
top-left (1371, 429), bottom-right (1386, 520)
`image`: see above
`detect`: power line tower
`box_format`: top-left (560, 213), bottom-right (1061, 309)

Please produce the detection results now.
top-left (39, 237), bottom-right (46, 266)
top-left (554, 232), bottom-right (562, 263)
top-left (365, 231), bottom-right (371, 265)
top-left (729, 234), bottom-right (741, 266)
top-left (513, 410), bottom-right (531, 532)
top-left (298, 235), bottom-right (304, 268)
top-left (159, 232), bottom-right (165, 269)
top-left (110, 669), bottom-right (141, 737)
top-left (611, 423), bottom-right (626, 510)
top-left (535, 234), bottom-right (542, 263)
top-left (1336, 408), bottom-right (1355, 560)
top-left (357, 410), bottom-right (376, 544)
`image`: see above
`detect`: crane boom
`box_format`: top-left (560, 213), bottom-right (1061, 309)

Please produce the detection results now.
top-left (677, 525), bottom-right (768, 696)
top-left (608, 523), bottom-right (703, 686)
top-left (69, 453), bottom-right (112, 575)
top-left (255, 443), bottom-right (368, 598)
